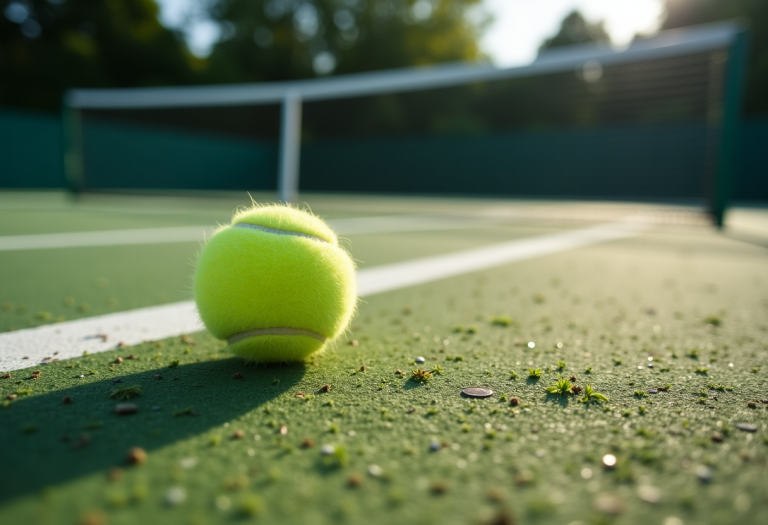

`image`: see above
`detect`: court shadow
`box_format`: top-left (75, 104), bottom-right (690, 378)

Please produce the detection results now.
top-left (542, 393), bottom-right (571, 408)
top-left (0, 358), bottom-right (304, 502)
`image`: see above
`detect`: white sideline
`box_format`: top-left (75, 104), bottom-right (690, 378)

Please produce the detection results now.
top-left (0, 219), bottom-right (650, 371)
top-left (0, 215), bottom-right (492, 251)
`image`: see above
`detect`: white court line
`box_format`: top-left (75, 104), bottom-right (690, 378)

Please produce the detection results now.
top-left (0, 219), bottom-right (650, 371)
top-left (0, 226), bottom-right (216, 251)
top-left (0, 215), bottom-right (492, 251)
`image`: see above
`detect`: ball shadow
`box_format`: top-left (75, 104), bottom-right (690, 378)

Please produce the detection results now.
top-left (0, 358), bottom-right (304, 502)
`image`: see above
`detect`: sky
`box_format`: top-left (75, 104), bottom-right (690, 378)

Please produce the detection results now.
top-left (157, 0), bottom-right (666, 66)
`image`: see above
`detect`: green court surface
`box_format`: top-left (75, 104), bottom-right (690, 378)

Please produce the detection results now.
top-left (1, 192), bottom-right (767, 525)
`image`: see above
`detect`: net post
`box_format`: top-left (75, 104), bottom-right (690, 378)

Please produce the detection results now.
top-left (711, 25), bottom-right (749, 228)
top-left (278, 91), bottom-right (303, 203)
top-left (62, 91), bottom-right (84, 197)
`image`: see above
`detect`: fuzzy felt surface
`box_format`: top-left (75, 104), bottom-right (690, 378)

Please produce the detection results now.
top-left (229, 335), bottom-right (325, 363)
top-left (230, 204), bottom-right (339, 245)
top-left (194, 205), bottom-right (356, 362)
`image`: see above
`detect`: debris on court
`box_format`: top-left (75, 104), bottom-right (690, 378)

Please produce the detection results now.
top-left (411, 369), bottom-right (432, 382)
top-left (108, 385), bottom-right (141, 400)
top-left (114, 403), bottom-right (138, 415)
top-left (126, 447), bottom-right (147, 465)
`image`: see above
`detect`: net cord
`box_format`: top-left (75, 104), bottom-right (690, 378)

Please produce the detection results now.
top-left (65, 21), bottom-right (741, 110)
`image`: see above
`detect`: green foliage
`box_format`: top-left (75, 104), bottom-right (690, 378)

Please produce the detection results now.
top-left (636, 427), bottom-right (654, 438)
top-left (528, 368), bottom-right (542, 378)
top-left (239, 494), bottom-right (264, 517)
top-left (545, 376), bottom-right (572, 396)
top-left (411, 369), bottom-right (433, 382)
top-left (0, 0), bottom-right (203, 111)
top-left (539, 10), bottom-right (610, 53)
top-left (206, 0), bottom-right (488, 84)
top-left (707, 383), bottom-right (733, 392)
top-left (322, 446), bottom-right (349, 468)
top-left (581, 385), bottom-right (609, 402)
top-left (490, 315), bottom-right (512, 327)
top-left (108, 385), bottom-right (141, 401)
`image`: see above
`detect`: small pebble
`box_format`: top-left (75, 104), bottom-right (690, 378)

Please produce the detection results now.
top-left (126, 447), bottom-right (148, 465)
top-left (711, 433), bottom-right (724, 442)
top-left (430, 440), bottom-right (441, 451)
top-left (62, 396), bottom-right (72, 404)
top-left (112, 379), bottom-right (123, 384)
top-left (415, 356), bottom-right (425, 364)
top-left (232, 430), bottom-right (245, 439)
top-left (6, 394), bottom-right (17, 400)
top-left (165, 487), bottom-right (186, 506)
top-left (114, 403), bottom-right (138, 415)
top-left (695, 465), bottom-right (712, 482)
top-left (647, 363), bottom-right (653, 368)
top-left (602, 454), bottom-right (617, 467)
top-left (301, 438), bottom-right (315, 448)
top-left (179, 457), bottom-right (198, 469)
top-left (461, 387), bottom-right (493, 398)
top-left (638, 485), bottom-right (661, 504)
top-left (347, 474), bottom-right (362, 487)
top-left (78, 374), bottom-right (84, 378)
top-left (278, 425), bottom-right (288, 435)
top-left (648, 389), bottom-right (658, 394)
top-left (736, 423), bottom-right (757, 432)
top-left (348, 340), bottom-right (358, 346)
top-left (747, 401), bottom-right (757, 409)
top-left (320, 444), bottom-right (335, 455)
top-left (367, 464), bottom-right (383, 477)
top-left (594, 493), bottom-right (625, 515)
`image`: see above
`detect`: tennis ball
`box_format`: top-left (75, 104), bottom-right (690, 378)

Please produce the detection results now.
top-left (194, 204), bottom-right (356, 363)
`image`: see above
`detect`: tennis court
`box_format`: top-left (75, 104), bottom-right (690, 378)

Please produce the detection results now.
top-left (1, 191), bottom-right (767, 525)
top-left (2, 14), bottom-right (767, 525)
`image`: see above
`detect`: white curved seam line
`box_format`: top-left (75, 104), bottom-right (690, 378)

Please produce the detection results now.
top-left (227, 327), bottom-right (327, 344)
top-left (233, 223), bottom-right (329, 243)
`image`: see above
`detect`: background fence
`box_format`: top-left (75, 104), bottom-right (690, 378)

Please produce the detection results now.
top-left (2, 106), bottom-right (766, 201)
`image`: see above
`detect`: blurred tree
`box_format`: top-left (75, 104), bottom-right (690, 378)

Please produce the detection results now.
top-left (0, 0), bottom-right (202, 111)
top-left (204, 0), bottom-right (489, 83)
top-left (538, 10), bottom-right (610, 53)
top-left (661, 0), bottom-right (768, 115)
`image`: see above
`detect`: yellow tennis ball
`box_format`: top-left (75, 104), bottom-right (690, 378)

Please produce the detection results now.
top-left (194, 204), bottom-right (356, 363)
